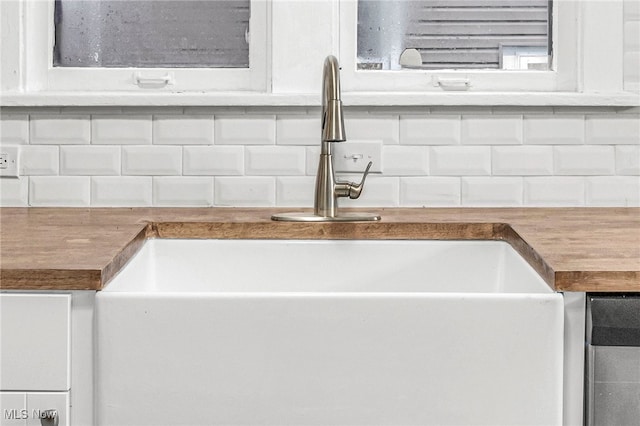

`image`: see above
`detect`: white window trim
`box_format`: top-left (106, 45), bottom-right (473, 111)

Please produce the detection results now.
top-left (23, 0), bottom-right (269, 92)
top-left (1, 0), bottom-right (637, 106)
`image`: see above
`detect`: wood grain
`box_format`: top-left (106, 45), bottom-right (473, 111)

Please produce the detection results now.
top-left (1, 207), bottom-right (638, 292)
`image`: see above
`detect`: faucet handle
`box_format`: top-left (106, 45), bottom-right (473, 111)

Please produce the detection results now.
top-left (347, 161), bottom-right (373, 199)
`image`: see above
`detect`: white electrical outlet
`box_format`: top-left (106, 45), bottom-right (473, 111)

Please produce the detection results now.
top-left (0, 145), bottom-right (20, 177)
top-left (333, 141), bottom-right (383, 173)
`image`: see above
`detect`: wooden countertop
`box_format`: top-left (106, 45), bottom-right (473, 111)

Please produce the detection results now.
top-left (0, 207), bottom-right (638, 292)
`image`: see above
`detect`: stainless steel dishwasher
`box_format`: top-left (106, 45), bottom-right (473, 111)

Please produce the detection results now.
top-left (585, 294), bottom-right (640, 426)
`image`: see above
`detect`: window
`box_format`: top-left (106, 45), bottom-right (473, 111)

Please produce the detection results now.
top-left (54, 0), bottom-right (250, 68)
top-left (357, 0), bottom-right (551, 71)
top-left (340, 0), bottom-right (578, 92)
top-left (23, 0), bottom-right (267, 91)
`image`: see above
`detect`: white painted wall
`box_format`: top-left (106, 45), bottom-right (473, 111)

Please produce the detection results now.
top-left (1, 106), bottom-right (638, 207)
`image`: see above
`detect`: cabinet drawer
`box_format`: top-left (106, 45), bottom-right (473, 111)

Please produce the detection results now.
top-left (0, 392), bottom-right (69, 426)
top-left (0, 294), bottom-right (70, 391)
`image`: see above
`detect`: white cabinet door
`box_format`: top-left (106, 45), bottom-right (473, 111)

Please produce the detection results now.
top-left (0, 294), bottom-right (70, 391)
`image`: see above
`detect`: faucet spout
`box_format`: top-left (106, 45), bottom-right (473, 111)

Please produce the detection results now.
top-left (321, 55), bottom-right (346, 143)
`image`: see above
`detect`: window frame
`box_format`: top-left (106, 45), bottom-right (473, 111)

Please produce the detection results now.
top-left (0, 0), bottom-right (634, 105)
top-left (338, 0), bottom-right (579, 93)
top-left (23, 0), bottom-right (268, 92)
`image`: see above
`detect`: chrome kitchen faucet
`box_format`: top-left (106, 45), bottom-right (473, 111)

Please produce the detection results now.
top-left (272, 56), bottom-right (381, 222)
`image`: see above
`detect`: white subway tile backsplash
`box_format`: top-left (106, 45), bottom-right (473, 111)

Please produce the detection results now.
top-left (554, 146), bottom-right (616, 175)
top-left (524, 177), bottom-right (585, 206)
top-left (400, 116), bottom-right (460, 145)
top-left (215, 116), bottom-right (275, 145)
top-left (430, 146), bottom-right (491, 176)
top-left (345, 116), bottom-right (399, 144)
top-left (276, 177), bottom-right (315, 206)
top-left (60, 146), bottom-right (120, 175)
top-left (30, 176), bottom-right (90, 206)
top-left (214, 177), bottom-right (275, 206)
top-left (462, 116), bottom-right (523, 145)
top-left (276, 116), bottom-right (320, 145)
top-left (382, 146), bottom-right (429, 176)
top-left (245, 146), bottom-right (306, 175)
top-left (92, 115), bottom-right (152, 145)
top-left (338, 176), bottom-right (399, 207)
top-left (586, 176), bottom-right (640, 206)
top-left (462, 177), bottom-right (523, 206)
top-left (183, 146), bottom-right (244, 176)
top-left (492, 146), bottom-right (553, 176)
top-left (21, 146), bottom-right (59, 175)
top-left (122, 146), bottom-right (181, 175)
top-left (400, 177), bottom-right (461, 206)
top-left (0, 115), bottom-right (29, 144)
top-left (524, 116), bottom-right (584, 145)
top-left (31, 115), bottom-right (90, 145)
top-left (152, 177), bottom-right (214, 206)
top-left (153, 115), bottom-right (214, 145)
top-left (0, 108), bottom-right (637, 207)
top-left (0, 177), bottom-right (29, 206)
top-left (586, 116), bottom-right (640, 144)
top-left (616, 145), bottom-right (640, 174)
top-left (91, 177), bottom-right (152, 206)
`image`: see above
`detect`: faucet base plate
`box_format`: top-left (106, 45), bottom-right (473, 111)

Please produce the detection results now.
top-left (271, 212), bottom-right (381, 222)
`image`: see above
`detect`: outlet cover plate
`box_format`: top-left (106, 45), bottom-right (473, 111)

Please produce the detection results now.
top-left (0, 145), bottom-right (20, 177)
top-left (333, 141), bottom-right (383, 173)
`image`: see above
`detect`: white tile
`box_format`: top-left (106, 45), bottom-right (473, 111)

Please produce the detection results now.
top-left (554, 146), bottom-right (616, 175)
top-left (29, 176), bottom-right (90, 206)
top-left (91, 177), bottom-right (152, 206)
top-left (492, 146), bottom-right (553, 176)
top-left (122, 146), bottom-right (181, 175)
top-left (586, 176), bottom-right (640, 206)
top-left (276, 116), bottom-right (320, 145)
top-left (245, 146), bottom-right (306, 175)
top-left (92, 115), bottom-right (152, 145)
top-left (586, 116), bottom-right (640, 144)
top-left (400, 116), bottom-right (460, 145)
top-left (30, 115), bottom-right (90, 145)
top-left (60, 146), bottom-right (120, 175)
top-left (214, 177), bottom-right (275, 206)
top-left (21, 146), bottom-right (59, 175)
top-left (462, 115), bottom-right (523, 145)
top-left (0, 115), bottom-right (29, 144)
top-left (624, 20), bottom-right (640, 50)
top-left (524, 116), bottom-right (584, 145)
top-left (616, 145), bottom-right (640, 174)
top-left (382, 146), bottom-right (428, 176)
top-left (0, 177), bottom-right (29, 206)
top-left (335, 176), bottom-right (399, 207)
top-left (400, 177), bottom-right (460, 206)
top-left (153, 177), bottom-right (213, 206)
top-left (276, 176), bottom-right (315, 206)
top-left (183, 146), bottom-right (244, 176)
top-left (462, 177), bottom-right (523, 206)
top-left (153, 115), bottom-right (214, 145)
top-left (215, 116), bottom-right (275, 145)
top-left (524, 177), bottom-right (585, 206)
top-left (430, 146), bottom-right (491, 176)
top-left (344, 116), bottom-right (399, 144)
top-left (306, 146), bottom-right (321, 176)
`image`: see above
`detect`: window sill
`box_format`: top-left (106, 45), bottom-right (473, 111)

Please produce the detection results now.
top-left (1, 91), bottom-right (638, 108)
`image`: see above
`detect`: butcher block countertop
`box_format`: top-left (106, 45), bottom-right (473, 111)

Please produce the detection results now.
top-left (0, 207), bottom-right (638, 292)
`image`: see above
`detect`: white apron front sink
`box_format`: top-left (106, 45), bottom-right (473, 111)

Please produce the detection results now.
top-left (96, 239), bottom-right (564, 426)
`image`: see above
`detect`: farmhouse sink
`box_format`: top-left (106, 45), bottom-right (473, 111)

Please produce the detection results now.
top-left (96, 239), bottom-right (564, 426)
